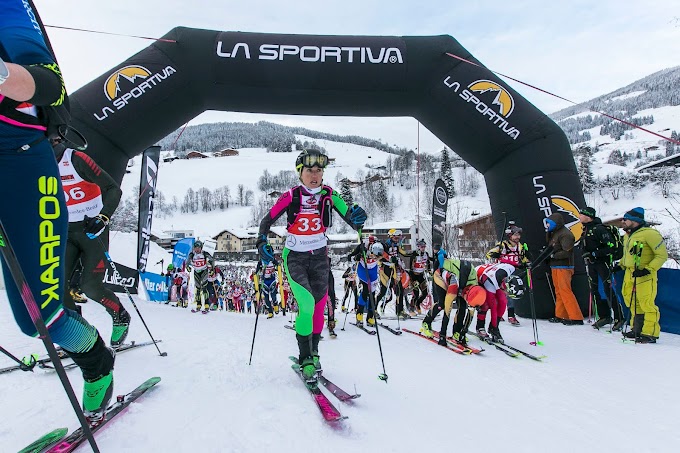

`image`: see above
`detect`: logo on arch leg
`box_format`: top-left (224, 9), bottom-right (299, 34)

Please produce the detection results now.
top-left (551, 196), bottom-right (583, 242)
top-left (468, 80), bottom-right (515, 118)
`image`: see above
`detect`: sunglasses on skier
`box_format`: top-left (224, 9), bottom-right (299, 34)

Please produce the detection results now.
top-left (300, 153), bottom-right (329, 169)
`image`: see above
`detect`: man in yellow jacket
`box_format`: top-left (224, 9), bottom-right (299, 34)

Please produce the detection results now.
top-left (620, 207), bottom-right (667, 343)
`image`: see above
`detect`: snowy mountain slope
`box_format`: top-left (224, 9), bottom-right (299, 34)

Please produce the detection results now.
top-left (120, 135), bottom-right (490, 241)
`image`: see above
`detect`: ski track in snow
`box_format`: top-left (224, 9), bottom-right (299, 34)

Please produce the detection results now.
top-left (3, 276), bottom-right (680, 453)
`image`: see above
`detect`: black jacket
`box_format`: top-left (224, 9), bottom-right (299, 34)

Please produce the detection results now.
top-left (582, 217), bottom-right (615, 261)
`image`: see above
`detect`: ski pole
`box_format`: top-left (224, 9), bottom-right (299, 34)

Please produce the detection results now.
top-left (248, 273), bottom-right (262, 365)
top-left (340, 284), bottom-right (354, 331)
top-left (526, 265), bottom-right (543, 346)
top-left (97, 238), bottom-right (167, 357)
top-left (0, 220), bottom-right (101, 453)
top-left (358, 229), bottom-right (389, 382)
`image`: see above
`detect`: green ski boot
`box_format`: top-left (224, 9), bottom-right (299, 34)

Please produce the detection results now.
top-left (110, 309), bottom-right (131, 348)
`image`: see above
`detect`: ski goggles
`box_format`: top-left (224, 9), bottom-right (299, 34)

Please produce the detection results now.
top-left (299, 153), bottom-right (329, 169)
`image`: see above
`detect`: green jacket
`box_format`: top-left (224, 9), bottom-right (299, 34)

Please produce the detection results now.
top-left (621, 226), bottom-right (668, 273)
top-left (442, 258), bottom-right (478, 288)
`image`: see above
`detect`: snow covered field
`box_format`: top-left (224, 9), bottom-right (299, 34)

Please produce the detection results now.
top-left (2, 232), bottom-right (680, 452)
top-left (3, 286), bottom-right (680, 452)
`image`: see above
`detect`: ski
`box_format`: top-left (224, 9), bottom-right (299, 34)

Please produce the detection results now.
top-left (44, 377), bottom-right (161, 453)
top-left (501, 342), bottom-right (546, 361)
top-left (431, 332), bottom-right (483, 354)
top-left (469, 332), bottom-right (528, 359)
top-left (350, 322), bottom-right (376, 335)
top-left (377, 322), bottom-right (402, 335)
top-left (289, 357), bottom-right (346, 422)
top-left (401, 328), bottom-right (470, 355)
top-left (319, 375), bottom-right (360, 402)
top-left (18, 428), bottom-right (68, 453)
top-left (288, 357), bottom-right (359, 402)
top-left (1, 341), bottom-right (162, 375)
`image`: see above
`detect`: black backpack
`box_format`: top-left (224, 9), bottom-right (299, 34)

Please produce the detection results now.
top-left (604, 224), bottom-right (624, 261)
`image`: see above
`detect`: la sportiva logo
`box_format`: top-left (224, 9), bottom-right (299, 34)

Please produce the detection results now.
top-left (435, 186), bottom-right (448, 205)
top-left (217, 41), bottom-right (403, 64)
top-left (443, 77), bottom-right (519, 140)
top-left (94, 65), bottom-right (177, 121)
top-left (533, 176), bottom-right (583, 241)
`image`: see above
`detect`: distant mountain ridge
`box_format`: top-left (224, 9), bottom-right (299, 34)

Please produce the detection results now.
top-left (156, 120), bottom-right (413, 156)
top-left (550, 66), bottom-right (680, 144)
top-left (156, 67), bottom-right (679, 153)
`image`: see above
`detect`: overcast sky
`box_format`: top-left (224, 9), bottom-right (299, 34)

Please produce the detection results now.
top-left (33, 0), bottom-right (680, 152)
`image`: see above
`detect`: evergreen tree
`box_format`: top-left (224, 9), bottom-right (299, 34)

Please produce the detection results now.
top-left (607, 149), bottom-right (626, 166)
top-left (441, 147), bottom-right (455, 198)
top-left (666, 139), bottom-right (675, 157)
top-left (375, 178), bottom-right (389, 216)
top-left (578, 147), bottom-right (595, 194)
top-left (340, 179), bottom-right (354, 206)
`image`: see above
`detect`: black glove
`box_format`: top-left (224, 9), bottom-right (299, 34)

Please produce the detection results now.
top-left (632, 268), bottom-right (650, 278)
top-left (83, 214), bottom-right (109, 239)
top-left (391, 256), bottom-right (398, 264)
top-left (438, 336), bottom-right (447, 346)
top-left (348, 204), bottom-right (367, 227)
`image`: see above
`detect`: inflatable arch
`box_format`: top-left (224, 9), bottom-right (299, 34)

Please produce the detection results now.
top-left (68, 28), bottom-right (587, 318)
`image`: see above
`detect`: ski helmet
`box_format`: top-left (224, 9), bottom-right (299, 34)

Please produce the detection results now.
top-left (368, 235), bottom-right (377, 244)
top-left (503, 275), bottom-right (526, 299)
top-left (295, 149), bottom-right (329, 174)
top-left (369, 242), bottom-right (384, 256)
top-left (388, 229), bottom-right (402, 238)
top-left (194, 240), bottom-right (203, 249)
top-left (505, 225), bottom-right (523, 237)
top-left (416, 239), bottom-right (426, 249)
top-left (167, 263), bottom-right (175, 270)
top-left (462, 285), bottom-right (486, 307)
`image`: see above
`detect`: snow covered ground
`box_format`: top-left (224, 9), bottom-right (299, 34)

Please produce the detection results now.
top-left (2, 236), bottom-right (680, 452)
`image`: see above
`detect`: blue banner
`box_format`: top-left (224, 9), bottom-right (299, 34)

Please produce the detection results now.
top-left (140, 271), bottom-right (169, 302)
top-left (173, 238), bottom-right (195, 269)
top-left (600, 268), bottom-right (680, 335)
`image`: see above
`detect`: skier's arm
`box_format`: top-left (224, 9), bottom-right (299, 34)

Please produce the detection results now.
top-left (594, 226), bottom-right (614, 258)
top-left (348, 243), bottom-right (363, 261)
top-left (647, 231), bottom-right (668, 272)
top-left (552, 234), bottom-right (575, 260)
top-left (258, 190), bottom-right (292, 243)
top-left (486, 243), bottom-right (502, 260)
top-left (71, 152), bottom-right (123, 218)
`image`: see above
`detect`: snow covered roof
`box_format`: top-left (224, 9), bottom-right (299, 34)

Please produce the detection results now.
top-left (214, 227), bottom-right (259, 239)
top-left (270, 226), bottom-right (288, 238)
top-left (636, 153), bottom-right (680, 172)
top-left (327, 233), bottom-right (358, 242)
top-left (367, 220), bottom-right (414, 230)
